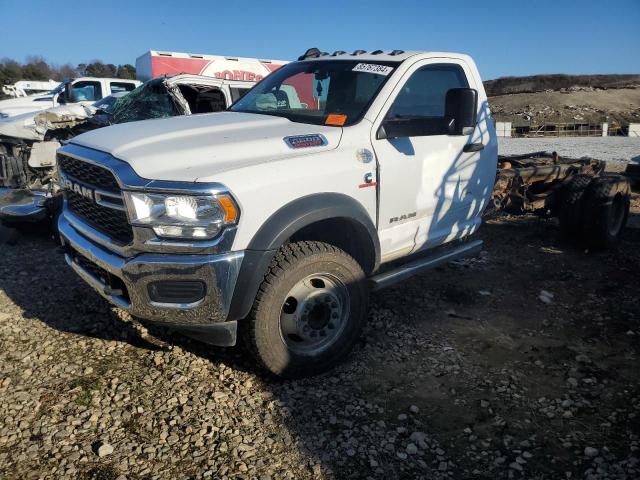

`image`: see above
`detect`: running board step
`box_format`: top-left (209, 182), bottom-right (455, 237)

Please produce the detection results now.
top-left (369, 239), bottom-right (483, 291)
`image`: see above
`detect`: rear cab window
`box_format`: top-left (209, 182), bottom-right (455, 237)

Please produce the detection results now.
top-left (110, 82), bottom-right (137, 94)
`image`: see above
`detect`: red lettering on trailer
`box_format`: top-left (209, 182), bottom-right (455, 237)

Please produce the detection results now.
top-left (214, 70), bottom-right (263, 82)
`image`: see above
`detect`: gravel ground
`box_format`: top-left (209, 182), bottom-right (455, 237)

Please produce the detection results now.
top-left (1, 198), bottom-right (640, 479)
top-left (498, 137), bottom-right (640, 169)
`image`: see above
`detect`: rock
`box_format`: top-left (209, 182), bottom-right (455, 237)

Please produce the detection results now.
top-left (97, 443), bottom-right (114, 458)
top-left (539, 290), bottom-right (554, 304)
top-left (584, 447), bottom-right (599, 457)
top-left (409, 405), bottom-right (419, 414)
top-left (406, 443), bottom-right (418, 455)
top-left (575, 354), bottom-right (590, 363)
top-left (212, 391), bottom-right (227, 400)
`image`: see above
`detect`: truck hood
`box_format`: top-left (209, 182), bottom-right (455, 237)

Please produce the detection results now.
top-left (0, 95), bottom-right (52, 117)
top-left (0, 103), bottom-right (94, 141)
top-left (70, 112), bottom-right (343, 182)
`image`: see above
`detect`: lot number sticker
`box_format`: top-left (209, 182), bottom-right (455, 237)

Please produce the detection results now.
top-left (352, 63), bottom-right (393, 76)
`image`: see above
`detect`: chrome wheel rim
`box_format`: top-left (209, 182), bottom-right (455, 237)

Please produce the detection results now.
top-left (279, 273), bottom-right (350, 355)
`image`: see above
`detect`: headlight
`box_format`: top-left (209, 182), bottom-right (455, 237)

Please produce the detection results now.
top-left (123, 191), bottom-right (238, 240)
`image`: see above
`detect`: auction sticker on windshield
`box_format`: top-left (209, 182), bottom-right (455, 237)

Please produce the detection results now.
top-left (352, 63), bottom-right (393, 76)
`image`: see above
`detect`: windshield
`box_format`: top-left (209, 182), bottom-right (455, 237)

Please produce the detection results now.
top-left (230, 60), bottom-right (398, 126)
top-left (109, 78), bottom-right (179, 124)
top-left (46, 80), bottom-right (68, 96)
top-left (92, 92), bottom-right (128, 112)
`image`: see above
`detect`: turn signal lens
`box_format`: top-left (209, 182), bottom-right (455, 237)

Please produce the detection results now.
top-left (218, 195), bottom-right (238, 223)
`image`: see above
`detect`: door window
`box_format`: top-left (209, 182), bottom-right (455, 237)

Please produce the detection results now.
top-left (385, 64), bottom-right (468, 135)
top-left (230, 87), bottom-right (251, 103)
top-left (69, 81), bottom-right (102, 102)
top-left (110, 82), bottom-right (137, 93)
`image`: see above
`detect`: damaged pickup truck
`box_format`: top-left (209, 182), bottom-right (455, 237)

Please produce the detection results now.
top-left (0, 74), bottom-right (255, 225)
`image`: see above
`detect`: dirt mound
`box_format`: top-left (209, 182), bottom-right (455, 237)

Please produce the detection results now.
top-left (484, 74), bottom-right (640, 97)
top-left (488, 88), bottom-right (640, 125)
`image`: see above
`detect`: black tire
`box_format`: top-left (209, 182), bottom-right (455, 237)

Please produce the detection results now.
top-left (624, 163), bottom-right (640, 191)
top-left (558, 174), bottom-right (594, 239)
top-left (581, 175), bottom-right (630, 249)
top-left (243, 241), bottom-right (368, 378)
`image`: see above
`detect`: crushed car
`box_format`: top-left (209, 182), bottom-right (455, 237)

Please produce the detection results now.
top-left (0, 74), bottom-right (256, 226)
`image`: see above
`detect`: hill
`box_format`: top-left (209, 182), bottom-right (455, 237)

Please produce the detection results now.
top-left (488, 88), bottom-right (640, 126)
top-left (484, 74), bottom-right (640, 96)
top-left (485, 74), bottom-right (640, 126)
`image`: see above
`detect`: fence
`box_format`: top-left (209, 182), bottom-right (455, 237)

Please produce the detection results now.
top-left (495, 121), bottom-right (634, 138)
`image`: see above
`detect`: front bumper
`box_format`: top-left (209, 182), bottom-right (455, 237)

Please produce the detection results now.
top-left (58, 213), bottom-right (244, 344)
top-left (0, 187), bottom-right (50, 222)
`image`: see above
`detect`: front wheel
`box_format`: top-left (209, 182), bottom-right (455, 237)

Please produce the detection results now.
top-left (243, 241), bottom-right (368, 378)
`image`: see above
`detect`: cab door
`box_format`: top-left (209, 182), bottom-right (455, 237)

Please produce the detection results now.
top-left (371, 59), bottom-right (495, 261)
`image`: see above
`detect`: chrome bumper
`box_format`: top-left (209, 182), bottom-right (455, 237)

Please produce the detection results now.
top-left (0, 188), bottom-right (49, 222)
top-left (58, 213), bottom-right (244, 327)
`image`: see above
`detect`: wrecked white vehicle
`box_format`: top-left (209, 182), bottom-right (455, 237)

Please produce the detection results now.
top-left (0, 74), bottom-right (255, 225)
top-left (0, 77), bottom-right (140, 118)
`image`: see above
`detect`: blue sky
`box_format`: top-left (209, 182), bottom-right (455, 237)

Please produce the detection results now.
top-left (1, 0), bottom-right (638, 80)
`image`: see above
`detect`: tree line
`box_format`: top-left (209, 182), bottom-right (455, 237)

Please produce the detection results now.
top-left (0, 56), bottom-right (136, 86)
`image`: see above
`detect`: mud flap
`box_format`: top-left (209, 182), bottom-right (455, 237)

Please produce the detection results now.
top-left (0, 188), bottom-right (49, 222)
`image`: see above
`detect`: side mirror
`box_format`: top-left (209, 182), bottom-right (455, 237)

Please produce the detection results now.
top-left (444, 88), bottom-right (478, 135)
top-left (60, 83), bottom-right (73, 104)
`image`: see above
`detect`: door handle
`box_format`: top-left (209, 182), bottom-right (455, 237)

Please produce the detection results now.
top-left (463, 142), bottom-right (484, 153)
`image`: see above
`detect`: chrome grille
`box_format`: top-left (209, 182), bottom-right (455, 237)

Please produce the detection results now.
top-left (59, 155), bottom-right (133, 245)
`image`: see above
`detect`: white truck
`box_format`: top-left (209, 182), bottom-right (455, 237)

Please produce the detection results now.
top-left (0, 74), bottom-right (255, 224)
top-left (57, 48), bottom-right (498, 377)
top-left (0, 77), bottom-right (140, 118)
top-left (1, 79), bottom-right (59, 98)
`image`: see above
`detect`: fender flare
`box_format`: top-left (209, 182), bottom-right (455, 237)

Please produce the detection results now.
top-left (227, 193), bottom-right (380, 321)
